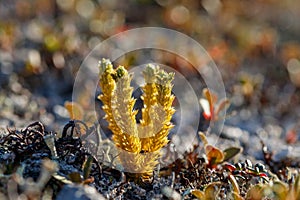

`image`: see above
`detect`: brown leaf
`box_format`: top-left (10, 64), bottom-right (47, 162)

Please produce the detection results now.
top-left (191, 189), bottom-right (205, 200)
top-left (205, 144), bottom-right (224, 166)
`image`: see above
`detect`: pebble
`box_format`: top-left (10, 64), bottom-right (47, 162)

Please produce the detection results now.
top-left (161, 186), bottom-right (181, 200)
top-left (56, 184), bottom-right (106, 200)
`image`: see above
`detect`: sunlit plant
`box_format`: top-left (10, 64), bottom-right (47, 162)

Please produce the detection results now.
top-left (97, 58), bottom-right (175, 182)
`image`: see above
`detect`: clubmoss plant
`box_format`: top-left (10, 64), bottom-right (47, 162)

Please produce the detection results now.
top-left (98, 58), bottom-right (175, 182)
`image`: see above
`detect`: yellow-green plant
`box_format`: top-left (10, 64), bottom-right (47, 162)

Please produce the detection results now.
top-left (98, 58), bottom-right (175, 182)
top-left (246, 175), bottom-right (300, 200)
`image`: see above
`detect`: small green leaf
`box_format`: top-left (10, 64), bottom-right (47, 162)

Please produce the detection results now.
top-left (68, 172), bottom-right (82, 183)
top-left (223, 147), bottom-right (242, 162)
top-left (83, 155), bottom-right (93, 180)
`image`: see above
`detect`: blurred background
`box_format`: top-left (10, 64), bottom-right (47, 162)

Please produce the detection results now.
top-left (1, 0), bottom-right (300, 159)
